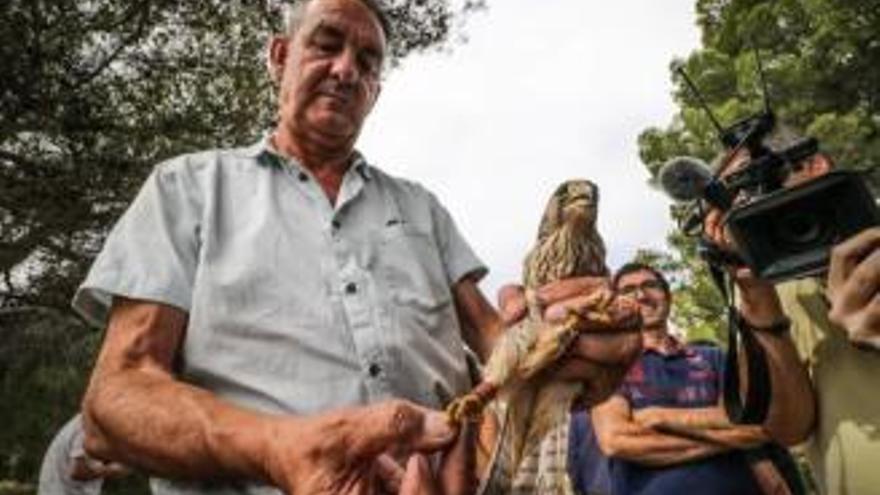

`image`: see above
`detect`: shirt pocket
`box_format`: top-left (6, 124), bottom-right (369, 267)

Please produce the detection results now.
top-left (377, 223), bottom-right (452, 313)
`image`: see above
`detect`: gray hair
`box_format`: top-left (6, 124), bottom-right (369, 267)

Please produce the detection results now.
top-left (284, 0), bottom-right (392, 43)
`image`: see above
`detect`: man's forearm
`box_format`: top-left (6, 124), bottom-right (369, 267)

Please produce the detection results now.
top-left (82, 298), bottom-right (276, 484)
top-left (635, 406), bottom-right (768, 449)
top-left (635, 406), bottom-right (729, 429)
top-left (597, 421), bottom-right (728, 466)
top-left (84, 363), bottom-right (274, 482)
top-left (453, 278), bottom-right (503, 362)
top-left (736, 282), bottom-right (816, 445)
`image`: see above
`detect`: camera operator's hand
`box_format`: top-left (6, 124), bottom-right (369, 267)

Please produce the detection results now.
top-left (703, 207), bottom-right (786, 326)
top-left (827, 227), bottom-right (880, 350)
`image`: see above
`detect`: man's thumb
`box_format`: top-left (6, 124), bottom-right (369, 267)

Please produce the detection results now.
top-left (348, 400), bottom-right (456, 460)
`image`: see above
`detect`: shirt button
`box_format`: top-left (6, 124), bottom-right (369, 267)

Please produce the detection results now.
top-left (298, 172), bottom-right (308, 182)
top-left (345, 282), bottom-right (358, 294)
top-left (368, 363), bottom-right (382, 377)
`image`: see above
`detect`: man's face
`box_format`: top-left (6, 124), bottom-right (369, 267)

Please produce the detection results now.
top-left (272, 0), bottom-right (385, 147)
top-left (615, 270), bottom-right (671, 329)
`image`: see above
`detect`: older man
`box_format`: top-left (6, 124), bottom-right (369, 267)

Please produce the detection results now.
top-left (75, 1), bottom-right (640, 493)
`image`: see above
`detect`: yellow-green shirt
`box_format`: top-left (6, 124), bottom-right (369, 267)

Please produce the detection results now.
top-left (777, 279), bottom-right (880, 495)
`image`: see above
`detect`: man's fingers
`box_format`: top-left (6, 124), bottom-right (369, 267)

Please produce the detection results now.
top-left (544, 293), bottom-right (641, 331)
top-left (374, 454), bottom-right (405, 494)
top-left (828, 227), bottom-right (880, 297)
top-left (536, 277), bottom-right (610, 306)
top-left (829, 248), bottom-right (880, 322)
top-left (497, 284), bottom-right (527, 325)
top-left (543, 290), bottom-right (612, 324)
top-left (566, 330), bottom-right (642, 367)
top-left (438, 419), bottom-right (478, 495)
top-left (400, 454), bottom-right (441, 495)
top-left (346, 401), bottom-right (456, 462)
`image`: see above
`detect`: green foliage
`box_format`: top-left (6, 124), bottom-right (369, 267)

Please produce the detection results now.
top-left (638, 0), bottom-right (880, 342)
top-left (0, 0), bottom-right (483, 488)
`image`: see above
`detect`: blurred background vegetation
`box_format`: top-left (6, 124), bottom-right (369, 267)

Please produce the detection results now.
top-left (635, 0), bottom-right (880, 344)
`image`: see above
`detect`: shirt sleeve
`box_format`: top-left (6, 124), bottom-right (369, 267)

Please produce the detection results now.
top-left (427, 192), bottom-right (488, 285)
top-left (72, 160), bottom-right (202, 327)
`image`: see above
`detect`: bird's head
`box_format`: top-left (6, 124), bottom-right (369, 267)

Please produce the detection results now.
top-left (537, 179), bottom-right (599, 240)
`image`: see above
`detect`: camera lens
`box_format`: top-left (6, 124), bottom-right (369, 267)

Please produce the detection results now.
top-left (771, 211), bottom-right (832, 253)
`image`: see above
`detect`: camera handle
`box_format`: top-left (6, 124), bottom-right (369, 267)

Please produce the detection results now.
top-left (701, 243), bottom-right (772, 425)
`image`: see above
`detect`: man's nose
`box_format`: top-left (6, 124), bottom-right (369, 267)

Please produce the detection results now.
top-left (330, 47), bottom-right (359, 84)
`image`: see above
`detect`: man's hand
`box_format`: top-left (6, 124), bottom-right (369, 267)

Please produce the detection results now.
top-left (263, 400), bottom-right (457, 494)
top-left (70, 456), bottom-right (131, 482)
top-left (827, 227), bottom-right (880, 350)
top-left (702, 207), bottom-right (790, 325)
top-left (497, 277), bottom-right (642, 403)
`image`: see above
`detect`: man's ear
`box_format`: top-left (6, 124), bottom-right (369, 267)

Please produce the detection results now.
top-left (267, 35), bottom-right (290, 85)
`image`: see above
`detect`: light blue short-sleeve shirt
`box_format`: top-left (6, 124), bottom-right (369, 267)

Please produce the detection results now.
top-left (73, 139), bottom-right (486, 494)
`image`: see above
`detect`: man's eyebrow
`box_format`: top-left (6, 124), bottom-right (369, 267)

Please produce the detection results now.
top-left (309, 20), bottom-right (384, 59)
top-left (309, 21), bottom-right (345, 40)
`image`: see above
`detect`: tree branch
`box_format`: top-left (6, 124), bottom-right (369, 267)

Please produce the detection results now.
top-left (69, 1), bottom-right (153, 91)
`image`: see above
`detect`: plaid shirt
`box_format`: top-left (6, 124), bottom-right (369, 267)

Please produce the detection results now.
top-left (619, 337), bottom-right (724, 410)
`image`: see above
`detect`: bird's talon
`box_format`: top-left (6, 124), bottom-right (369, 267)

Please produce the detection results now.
top-left (445, 394), bottom-right (484, 424)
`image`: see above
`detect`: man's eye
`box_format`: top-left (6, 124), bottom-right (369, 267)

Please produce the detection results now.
top-left (311, 37), bottom-right (341, 54)
top-left (358, 54), bottom-right (380, 77)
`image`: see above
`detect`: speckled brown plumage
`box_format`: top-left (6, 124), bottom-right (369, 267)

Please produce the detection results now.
top-left (446, 179), bottom-right (620, 494)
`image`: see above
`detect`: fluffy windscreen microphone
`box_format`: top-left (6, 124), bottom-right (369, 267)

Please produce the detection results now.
top-left (659, 156), bottom-right (714, 202)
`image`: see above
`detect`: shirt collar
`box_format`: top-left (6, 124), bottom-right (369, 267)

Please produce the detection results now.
top-left (642, 333), bottom-right (692, 357)
top-left (244, 134), bottom-right (372, 181)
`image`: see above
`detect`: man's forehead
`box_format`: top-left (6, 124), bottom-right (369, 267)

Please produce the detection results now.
top-left (618, 270), bottom-right (657, 284)
top-left (718, 149), bottom-right (751, 178)
top-left (300, 0), bottom-right (386, 47)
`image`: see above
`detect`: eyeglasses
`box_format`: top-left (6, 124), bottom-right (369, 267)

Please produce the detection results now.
top-left (617, 279), bottom-right (665, 297)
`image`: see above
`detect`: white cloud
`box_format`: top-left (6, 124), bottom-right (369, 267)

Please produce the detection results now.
top-left (359, 0), bottom-right (700, 299)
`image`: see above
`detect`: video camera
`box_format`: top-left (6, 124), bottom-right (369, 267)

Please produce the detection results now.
top-left (660, 58), bottom-right (879, 282)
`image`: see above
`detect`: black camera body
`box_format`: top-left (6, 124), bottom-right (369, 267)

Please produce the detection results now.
top-left (669, 61), bottom-right (879, 282)
top-left (725, 169), bottom-right (880, 281)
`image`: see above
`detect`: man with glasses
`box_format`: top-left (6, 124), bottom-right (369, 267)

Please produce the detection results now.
top-left (588, 262), bottom-right (787, 495)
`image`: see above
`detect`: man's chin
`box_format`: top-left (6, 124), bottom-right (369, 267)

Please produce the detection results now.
top-left (640, 312), bottom-right (664, 329)
top-left (307, 117), bottom-right (358, 142)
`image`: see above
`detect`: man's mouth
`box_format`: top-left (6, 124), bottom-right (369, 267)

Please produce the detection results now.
top-left (317, 89), bottom-right (352, 105)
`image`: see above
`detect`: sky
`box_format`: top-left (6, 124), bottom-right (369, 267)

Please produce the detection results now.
top-left (359, 0), bottom-right (701, 298)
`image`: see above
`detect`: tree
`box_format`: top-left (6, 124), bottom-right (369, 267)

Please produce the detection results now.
top-left (0, 0), bottom-right (484, 489)
top-left (637, 0), bottom-right (880, 341)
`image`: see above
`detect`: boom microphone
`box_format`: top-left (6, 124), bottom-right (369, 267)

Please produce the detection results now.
top-left (659, 156), bottom-right (714, 202)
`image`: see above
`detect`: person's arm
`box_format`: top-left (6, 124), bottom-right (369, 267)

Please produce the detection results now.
top-left (704, 209), bottom-right (816, 446)
top-left (591, 396), bottom-right (727, 466)
top-left (734, 277), bottom-right (816, 445)
top-left (634, 406), bottom-right (768, 449)
top-left (83, 297), bottom-right (456, 493)
top-left (452, 276), bottom-right (504, 363)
